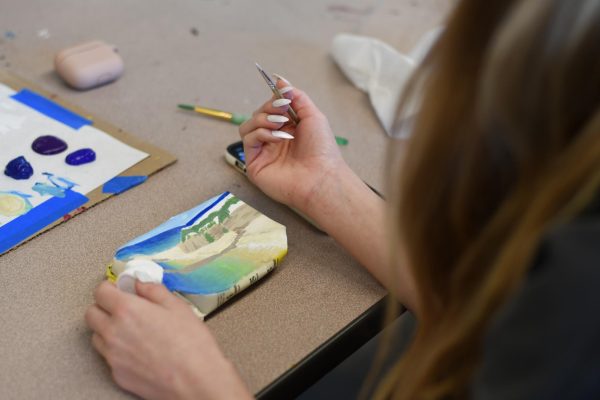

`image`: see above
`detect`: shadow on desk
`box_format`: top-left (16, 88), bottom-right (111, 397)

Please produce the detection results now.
top-left (297, 312), bottom-right (415, 399)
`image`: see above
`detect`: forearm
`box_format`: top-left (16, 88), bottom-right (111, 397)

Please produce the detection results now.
top-left (303, 164), bottom-right (417, 310)
top-left (179, 359), bottom-right (254, 400)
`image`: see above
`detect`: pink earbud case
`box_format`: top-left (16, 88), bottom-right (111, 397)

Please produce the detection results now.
top-left (55, 41), bottom-right (124, 90)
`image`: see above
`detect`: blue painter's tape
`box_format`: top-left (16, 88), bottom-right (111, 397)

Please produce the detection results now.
top-left (102, 176), bottom-right (148, 195)
top-left (0, 189), bottom-right (89, 254)
top-left (11, 89), bottom-right (92, 130)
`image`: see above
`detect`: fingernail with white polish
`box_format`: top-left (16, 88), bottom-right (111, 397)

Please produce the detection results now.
top-left (279, 86), bottom-right (293, 94)
top-left (272, 98), bottom-right (291, 107)
top-left (267, 114), bottom-right (289, 123)
top-left (272, 130), bottom-right (294, 140)
top-left (273, 73), bottom-right (291, 84)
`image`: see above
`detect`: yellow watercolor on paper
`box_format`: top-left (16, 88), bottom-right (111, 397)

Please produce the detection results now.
top-left (0, 191), bottom-right (32, 217)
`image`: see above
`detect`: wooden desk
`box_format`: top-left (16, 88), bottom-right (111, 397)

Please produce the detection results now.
top-left (0, 1), bottom-right (448, 397)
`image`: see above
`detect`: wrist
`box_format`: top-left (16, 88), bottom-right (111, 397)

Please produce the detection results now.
top-left (300, 162), bottom-right (362, 229)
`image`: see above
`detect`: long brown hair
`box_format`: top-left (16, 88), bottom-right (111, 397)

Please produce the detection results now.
top-left (377, 0), bottom-right (600, 398)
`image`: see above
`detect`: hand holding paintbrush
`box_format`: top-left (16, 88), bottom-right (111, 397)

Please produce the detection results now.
top-left (237, 67), bottom-right (349, 212)
top-left (255, 63), bottom-right (299, 126)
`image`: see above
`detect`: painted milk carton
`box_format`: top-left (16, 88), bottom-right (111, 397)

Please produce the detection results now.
top-left (108, 192), bottom-right (287, 318)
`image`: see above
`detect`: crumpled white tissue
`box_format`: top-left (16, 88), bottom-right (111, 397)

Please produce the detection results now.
top-left (331, 29), bottom-right (440, 137)
top-left (116, 259), bottom-right (164, 294)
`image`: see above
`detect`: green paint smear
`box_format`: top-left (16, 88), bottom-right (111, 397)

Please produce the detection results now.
top-left (335, 136), bottom-right (349, 146)
top-left (166, 256), bottom-right (257, 294)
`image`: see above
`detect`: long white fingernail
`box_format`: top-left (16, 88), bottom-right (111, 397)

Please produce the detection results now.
top-left (273, 73), bottom-right (291, 84)
top-left (267, 114), bottom-right (289, 123)
top-left (272, 130), bottom-right (294, 139)
top-left (279, 86), bottom-right (293, 94)
top-left (272, 98), bottom-right (291, 107)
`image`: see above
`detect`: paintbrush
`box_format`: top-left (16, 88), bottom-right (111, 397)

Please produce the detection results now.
top-left (255, 63), bottom-right (300, 124)
top-left (179, 102), bottom-right (349, 146)
top-left (178, 104), bottom-right (250, 125)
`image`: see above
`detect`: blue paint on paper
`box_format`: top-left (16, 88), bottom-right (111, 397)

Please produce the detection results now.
top-left (102, 175), bottom-right (147, 195)
top-left (43, 172), bottom-right (77, 190)
top-left (115, 192), bottom-right (230, 260)
top-left (0, 189), bottom-right (88, 254)
top-left (32, 182), bottom-right (66, 198)
top-left (66, 148), bottom-right (96, 165)
top-left (32, 172), bottom-right (78, 198)
top-left (4, 156), bottom-right (34, 180)
top-left (11, 89), bottom-right (92, 130)
top-left (31, 135), bottom-right (68, 155)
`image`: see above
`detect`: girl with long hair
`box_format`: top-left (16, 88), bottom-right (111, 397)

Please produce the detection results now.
top-left (86, 0), bottom-right (600, 398)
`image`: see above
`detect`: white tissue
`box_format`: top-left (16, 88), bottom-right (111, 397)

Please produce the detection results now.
top-left (331, 29), bottom-right (441, 137)
top-left (116, 259), bottom-right (164, 294)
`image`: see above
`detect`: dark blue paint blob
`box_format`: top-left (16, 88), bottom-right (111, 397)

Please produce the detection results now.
top-left (31, 135), bottom-right (68, 155)
top-left (4, 156), bottom-right (34, 180)
top-left (65, 148), bottom-right (96, 166)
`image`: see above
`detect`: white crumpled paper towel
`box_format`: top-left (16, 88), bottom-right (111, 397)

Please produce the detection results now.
top-left (331, 29), bottom-right (440, 137)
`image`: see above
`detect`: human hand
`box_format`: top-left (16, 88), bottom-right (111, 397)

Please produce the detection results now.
top-left (85, 281), bottom-right (252, 400)
top-left (239, 75), bottom-right (348, 212)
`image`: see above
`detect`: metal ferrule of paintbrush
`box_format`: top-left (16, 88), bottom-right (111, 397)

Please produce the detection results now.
top-left (255, 63), bottom-right (299, 124)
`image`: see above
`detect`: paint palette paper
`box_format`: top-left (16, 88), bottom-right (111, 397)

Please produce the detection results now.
top-left (109, 192), bottom-right (287, 318)
top-left (0, 83), bottom-right (147, 253)
top-left (0, 70), bottom-right (176, 255)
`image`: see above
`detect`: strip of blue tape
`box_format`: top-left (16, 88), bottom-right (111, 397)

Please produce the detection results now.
top-left (102, 176), bottom-right (148, 195)
top-left (11, 89), bottom-right (92, 130)
top-left (0, 189), bottom-right (89, 254)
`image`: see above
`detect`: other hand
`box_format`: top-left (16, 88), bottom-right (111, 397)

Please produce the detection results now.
top-left (85, 281), bottom-right (252, 400)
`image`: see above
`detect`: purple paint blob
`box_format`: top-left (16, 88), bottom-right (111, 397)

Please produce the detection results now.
top-left (32, 135), bottom-right (68, 155)
top-left (66, 148), bottom-right (96, 165)
top-left (4, 156), bottom-right (34, 180)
